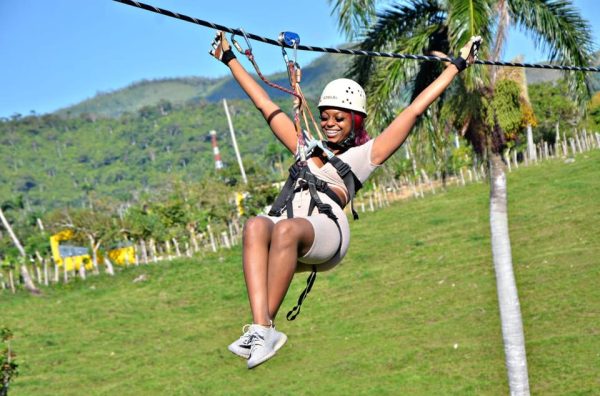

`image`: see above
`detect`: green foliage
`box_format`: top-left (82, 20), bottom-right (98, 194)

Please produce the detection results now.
top-left (529, 80), bottom-right (581, 142)
top-left (1, 327), bottom-right (18, 395)
top-left (489, 79), bottom-right (523, 135)
top-left (586, 92), bottom-right (600, 131)
top-left (450, 143), bottom-right (474, 171)
top-left (124, 206), bottom-right (167, 242)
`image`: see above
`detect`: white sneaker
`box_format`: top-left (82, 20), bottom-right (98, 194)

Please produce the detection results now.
top-left (227, 324), bottom-right (253, 359)
top-left (247, 324), bottom-right (287, 369)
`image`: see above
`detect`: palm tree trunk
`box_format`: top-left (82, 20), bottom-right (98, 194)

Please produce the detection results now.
top-left (526, 124), bottom-right (536, 162)
top-left (489, 153), bottom-right (530, 395)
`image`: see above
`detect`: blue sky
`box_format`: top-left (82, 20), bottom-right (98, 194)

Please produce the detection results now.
top-left (1, 0), bottom-right (599, 118)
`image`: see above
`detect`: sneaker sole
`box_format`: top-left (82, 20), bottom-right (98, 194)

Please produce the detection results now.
top-left (247, 333), bottom-right (288, 369)
top-left (228, 345), bottom-right (251, 359)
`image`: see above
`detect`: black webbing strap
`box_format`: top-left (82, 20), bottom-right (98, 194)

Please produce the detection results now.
top-left (286, 213), bottom-right (344, 321)
top-left (268, 163), bottom-right (303, 217)
top-left (287, 265), bottom-right (317, 321)
top-left (328, 156), bottom-right (362, 220)
top-left (305, 177), bottom-right (338, 222)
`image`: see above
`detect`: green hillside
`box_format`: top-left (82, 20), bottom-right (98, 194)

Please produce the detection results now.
top-left (3, 150), bottom-right (599, 395)
top-left (0, 99), bottom-right (294, 212)
top-left (56, 54), bottom-right (350, 118)
top-left (55, 77), bottom-right (223, 118)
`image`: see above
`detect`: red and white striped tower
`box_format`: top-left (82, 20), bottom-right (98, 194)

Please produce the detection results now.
top-left (210, 130), bottom-right (223, 170)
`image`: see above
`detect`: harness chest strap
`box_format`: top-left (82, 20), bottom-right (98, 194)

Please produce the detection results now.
top-left (328, 156), bottom-right (361, 220)
top-left (268, 158), bottom-right (362, 219)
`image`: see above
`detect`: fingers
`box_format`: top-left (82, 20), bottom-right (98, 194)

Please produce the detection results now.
top-left (209, 31), bottom-right (224, 59)
top-left (217, 31), bottom-right (230, 51)
top-left (459, 35), bottom-right (483, 64)
top-left (469, 35), bottom-right (482, 61)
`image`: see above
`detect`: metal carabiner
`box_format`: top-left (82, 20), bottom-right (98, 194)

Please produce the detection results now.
top-left (230, 28), bottom-right (252, 55)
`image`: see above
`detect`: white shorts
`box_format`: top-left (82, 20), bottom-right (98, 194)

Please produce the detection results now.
top-left (260, 189), bottom-right (350, 272)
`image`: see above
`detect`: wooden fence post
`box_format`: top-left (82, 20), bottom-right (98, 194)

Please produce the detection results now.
top-left (63, 262), bottom-right (68, 283)
top-left (140, 240), bottom-right (148, 264)
top-left (43, 257), bottom-right (49, 286)
top-left (165, 240), bottom-right (173, 261)
top-left (79, 263), bottom-right (86, 280)
top-left (149, 239), bottom-right (158, 263)
top-left (207, 224), bottom-right (217, 253)
top-left (9, 269), bottom-right (16, 294)
top-left (172, 238), bottom-right (182, 257)
top-left (222, 231), bottom-right (231, 249)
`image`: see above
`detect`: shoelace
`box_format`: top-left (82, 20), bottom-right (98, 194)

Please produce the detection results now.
top-left (249, 331), bottom-right (266, 353)
top-left (239, 324), bottom-right (252, 346)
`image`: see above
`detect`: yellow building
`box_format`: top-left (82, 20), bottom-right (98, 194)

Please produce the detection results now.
top-left (50, 230), bottom-right (93, 271)
top-left (50, 230), bottom-right (136, 270)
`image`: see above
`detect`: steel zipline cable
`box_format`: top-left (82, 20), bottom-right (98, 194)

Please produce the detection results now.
top-left (113, 0), bottom-right (600, 73)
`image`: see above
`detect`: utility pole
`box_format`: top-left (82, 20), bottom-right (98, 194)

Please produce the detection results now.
top-left (209, 130), bottom-right (224, 170)
top-left (223, 99), bottom-right (248, 184)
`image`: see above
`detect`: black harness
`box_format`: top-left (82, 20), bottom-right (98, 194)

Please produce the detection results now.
top-left (269, 148), bottom-right (362, 320)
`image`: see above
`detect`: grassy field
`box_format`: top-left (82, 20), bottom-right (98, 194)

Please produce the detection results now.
top-left (3, 151), bottom-right (599, 395)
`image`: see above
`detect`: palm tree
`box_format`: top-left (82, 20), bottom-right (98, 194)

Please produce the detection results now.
top-left (329, 0), bottom-right (593, 394)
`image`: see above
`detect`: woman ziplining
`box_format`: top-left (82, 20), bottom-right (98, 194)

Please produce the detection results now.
top-left (209, 30), bottom-right (482, 369)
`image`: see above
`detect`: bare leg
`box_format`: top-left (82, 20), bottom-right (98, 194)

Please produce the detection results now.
top-left (266, 218), bottom-right (315, 321)
top-left (242, 217), bottom-right (275, 326)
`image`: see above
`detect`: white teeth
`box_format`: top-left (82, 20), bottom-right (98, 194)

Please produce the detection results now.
top-left (324, 130), bottom-right (340, 137)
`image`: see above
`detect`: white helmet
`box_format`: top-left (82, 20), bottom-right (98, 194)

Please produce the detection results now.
top-left (318, 78), bottom-right (367, 116)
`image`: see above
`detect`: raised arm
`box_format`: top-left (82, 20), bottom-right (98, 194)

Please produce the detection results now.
top-left (210, 32), bottom-right (298, 153)
top-left (370, 36), bottom-right (481, 165)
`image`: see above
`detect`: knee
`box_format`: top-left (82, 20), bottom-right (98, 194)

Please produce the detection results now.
top-left (271, 220), bottom-right (300, 248)
top-left (243, 217), bottom-right (272, 245)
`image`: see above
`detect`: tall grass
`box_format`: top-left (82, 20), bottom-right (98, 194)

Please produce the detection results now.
top-left (3, 151), bottom-right (599, 395)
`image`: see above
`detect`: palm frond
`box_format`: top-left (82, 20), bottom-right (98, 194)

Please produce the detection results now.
top-left (507, 0), bottom-right (594, 105)
top-left (346, 0), bottom-right (447, 86)
top-left (328, 0), bottom-right (377, 40)
top-left (345, 0), bottom-right (450, 133)
top-left (447, 0), bottom-right (494, 91)
top-left (447, 0), bottom-right (494, 46)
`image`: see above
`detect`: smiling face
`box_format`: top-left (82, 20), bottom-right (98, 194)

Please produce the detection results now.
top-left (319, 107), bottom-right (353, 145)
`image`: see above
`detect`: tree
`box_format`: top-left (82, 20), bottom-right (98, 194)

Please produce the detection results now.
top-left (587, 92), bottom-right (600, 131)
top-left (46, 200), bottom-right (124, 276)
top-left (0, 201), bottom-right (40, 294)
top-left (529, 79), bottom-right (580, 143)
top-left (331, 1), bottom-right (593, 394)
